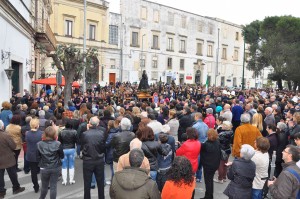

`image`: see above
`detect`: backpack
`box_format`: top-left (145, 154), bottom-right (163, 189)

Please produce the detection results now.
top-left (286, 168), bottom-right (300, 199)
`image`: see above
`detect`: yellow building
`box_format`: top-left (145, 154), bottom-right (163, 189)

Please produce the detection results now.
top-left (46, 0), bottom-right (113, 87)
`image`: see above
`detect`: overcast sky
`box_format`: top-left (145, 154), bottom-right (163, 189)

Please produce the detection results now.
top-left (107, 0), bottom-right (300, 25)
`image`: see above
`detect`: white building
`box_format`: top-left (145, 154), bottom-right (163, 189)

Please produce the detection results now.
top-left (119, 0), bottom-right (255, 87)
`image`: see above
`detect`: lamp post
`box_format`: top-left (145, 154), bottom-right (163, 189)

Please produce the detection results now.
top-left (140, 34), bottom-right (146, 78)
top-left (242, 36), bottom-right (246, 90)
top-left (2, 50), bottom-right (14, 98)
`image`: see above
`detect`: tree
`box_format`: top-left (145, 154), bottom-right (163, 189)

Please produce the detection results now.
top-left (46, 44), bottom-right (98, 105)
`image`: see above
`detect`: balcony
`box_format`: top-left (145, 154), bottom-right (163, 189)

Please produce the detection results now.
top-left (35, 19), bottom-right (57, 52)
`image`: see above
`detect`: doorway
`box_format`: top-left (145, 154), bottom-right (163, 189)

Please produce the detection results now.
top-left (109, 73), bottom-right (116, 85)
top-left (11, 61), bottom-right (20, 94)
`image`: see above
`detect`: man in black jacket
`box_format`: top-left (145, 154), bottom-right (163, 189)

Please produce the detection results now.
top-left (111, 118), bottom-right (135, 172)
top-left (81, 116), bottom-right (106, 199)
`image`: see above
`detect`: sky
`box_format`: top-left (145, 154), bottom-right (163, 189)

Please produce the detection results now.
top-left (107, 0), bottom-right (300, 25)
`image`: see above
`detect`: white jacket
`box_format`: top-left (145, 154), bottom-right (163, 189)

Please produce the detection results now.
top-left (251, 150), bottom-right (270, 189)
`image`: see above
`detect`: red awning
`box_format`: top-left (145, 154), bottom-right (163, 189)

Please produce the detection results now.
top-left (32, 77), bottom-right (80, 88)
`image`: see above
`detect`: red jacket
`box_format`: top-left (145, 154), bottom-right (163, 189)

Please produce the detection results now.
top-left (204, 114), bottom-right (216, 129)
top-left (176, 139), bottom-right (201, 173)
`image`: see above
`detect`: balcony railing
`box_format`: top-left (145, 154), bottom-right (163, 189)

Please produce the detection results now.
top-left (36, 18), bottom-right (57, 51)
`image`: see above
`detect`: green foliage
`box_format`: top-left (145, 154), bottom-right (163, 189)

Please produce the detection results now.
top-left (243, 16), bottom-right (300, 90)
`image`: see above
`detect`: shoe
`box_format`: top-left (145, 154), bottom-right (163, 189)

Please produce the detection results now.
top-left (0, 191), bottom-right (6, 197)
top-left (16, 168), bottom-right (22, 172)
top-left (196, 178), bottom-right (202, 183)
top-left (223, 179), bottom-right (227, 182)
top-left (24, 171), bottom-right (30, 174)
top-left (213, 178), bottom-right (224, 184)
top-left (105, 180), bottom-right (111, 185)
top-left (61, 169), bottom-right (67, 185)
top-left (34, 186), bottom-right (39, 193)
top-left (13, 187), bottom-right (25, 194)
top-left (69, 168), bottom-right (75, 184)
top-left (90, 185), bottom-right (95, 189)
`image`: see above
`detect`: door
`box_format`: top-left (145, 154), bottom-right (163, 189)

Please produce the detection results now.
top-left (11, 61), bottom-right (20, 94)
top-left (109, 73), bottom-right (116, 85)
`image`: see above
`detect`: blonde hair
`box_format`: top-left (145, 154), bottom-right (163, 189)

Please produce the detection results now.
top-left (30, 118), bottom-right (40, 129)
top-left (132, 107), bottom-right (141, 116)
top-left (252, 113), bottom-right (263, 131)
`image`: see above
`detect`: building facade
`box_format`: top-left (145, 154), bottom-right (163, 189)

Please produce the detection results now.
top-left (120, 0), bottom-right (255, 87)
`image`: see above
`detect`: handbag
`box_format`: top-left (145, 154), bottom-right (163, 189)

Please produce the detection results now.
top-left (220, 149), bottom-right (228, 161)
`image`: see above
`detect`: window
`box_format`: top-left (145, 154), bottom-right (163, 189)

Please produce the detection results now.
top-left (109, 25), bottom-right (118, 45)
top-left (151, 71), bottom-right (158, 80)
top-left (234, 48), bottom-right (239, 61)
top-left (167, 57), bottom-right (172, 69)
top-left (152, 56), bottom-right (158, 68)
top-left (180, 40), bottom-right (186, 53)
top-left (233, 77), bottom-right (237, 87)
top-left (167, 37), bottom-right (173, 51)
top-left (181, 16), bottom-right (186, 28)
top-left (180, 59), bottom-right (184, 70)
top-left (207, 76), bottom-right (211, 86)
top-left (110, 59), bottom-right (116, 69)
top-left (222, 47), bottom-right (227, 59)
top-left (89, 24), bottom-right (96, 40)
top-left (153, 10), bottom-right (159, 23)
top-left (131, 32), bottom-right (139, 47)
top-left (221, 76), bottom-right (225, 86)
top-left (168, 12), bottom-right (174, 26)
top-left (141, 7), bottom-right (147, 20)
top-left (198, 21), bottom-right (203, 32)
top-left (65, 20), bottom-right (73, 36)
top-left (208, 24), bottom-right (213, 35)
top-left (207, 43), bottom-right (213, 57)
top-left (152, 35), bottom-right (159, 49)
top-left (235, 32), bottom-right (239, 41)
top-left (197, 42), bottom-right (203, 55)
top-left (140, 54), bottom-right (145, 68)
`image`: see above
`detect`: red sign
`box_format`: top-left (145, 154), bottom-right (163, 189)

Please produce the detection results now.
top-left (186, 76), bottom-right (192, 80)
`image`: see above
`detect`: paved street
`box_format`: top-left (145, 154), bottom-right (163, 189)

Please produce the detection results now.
top-left (3, 151), bottom-right (230, 199)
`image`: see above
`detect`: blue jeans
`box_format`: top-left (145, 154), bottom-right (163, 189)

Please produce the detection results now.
top-left (62, 148), bottom-right (76, 169)
top-left (252, 188), bottom-right (263, 199)
top-left (196, 155), bottom-right (202, 180)
top-left (150, 171), bottom-right (157, 181)
top-left (76, 145), bottom-right (81, 156)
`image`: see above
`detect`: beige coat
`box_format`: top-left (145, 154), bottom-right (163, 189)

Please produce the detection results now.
top-left (6, 124), bottom-right (22, 150)
top-left (117, 152), bottom-right (150, 175)
top-left (251, 150), bottom-right (269, 189)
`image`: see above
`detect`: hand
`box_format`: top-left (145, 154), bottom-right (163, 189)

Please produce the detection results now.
top-left (225, 162), bottom-right (232, 166)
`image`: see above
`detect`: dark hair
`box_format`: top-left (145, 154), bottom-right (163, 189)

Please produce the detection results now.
top-left (159, 133), bottom-right (169, 143)
top-left (286, 145), bottom-right (300, 162)
top-left (148, 113), bottom-right (156, 120)
top-left (183, 107), bottom-right (191, 115)
top-left (65, 118), bottom-right (73, 129)
top-left (129, 148), bottom-right (144, 167)
top-left (167, 156), bottom-right (194, 186)
top-left (186, 127), bottom-right (198, 140)
top-left (217, 116), bottom-right (225, 123)
top-left (267, 124), bottom-right (277, 132)
top-left (289, 108), bottom-right (296, 115)
top-left (294, 132), bottom-right (300, 140)
top-left (256, 137), bottom-right (270, 153)
top-left (207, 129), bottom-right (218, 141)
top-left (103, 109), bottom-right (111, 118)
top-left (136, 126), bottom-right (154, 141)
top-left (10, 115), bottom-right (21, 125)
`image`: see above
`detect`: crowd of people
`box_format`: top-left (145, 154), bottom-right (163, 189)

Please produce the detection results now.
top-left (0, 82), bottom-right (300, 199)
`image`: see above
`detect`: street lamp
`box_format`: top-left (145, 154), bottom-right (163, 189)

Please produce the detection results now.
top-left (1, 50), bottom-right (14, 98)
top-left (140, 34), bottom-right (146, 77)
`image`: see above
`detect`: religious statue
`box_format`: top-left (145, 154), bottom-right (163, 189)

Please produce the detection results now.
top-left (138, 70), bottom-right (150, 91)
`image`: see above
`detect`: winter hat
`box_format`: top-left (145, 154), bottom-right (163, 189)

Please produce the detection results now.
top-left (216, 106), bottom-right (223, 113)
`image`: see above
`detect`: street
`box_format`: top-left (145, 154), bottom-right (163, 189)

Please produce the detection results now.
top-left (3, 151), bottom-right (230, 199)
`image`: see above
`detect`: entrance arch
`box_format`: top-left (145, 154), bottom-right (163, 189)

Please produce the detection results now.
top-left (195, 70), bottom-right (201, 84)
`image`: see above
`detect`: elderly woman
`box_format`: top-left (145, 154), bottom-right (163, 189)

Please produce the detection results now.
top-left (200, 129), bottom-right (221, 199)
top-left (275, 122), bottom-right (289, 176)
top-left (0, 101), bottom-right (13, 129)
top-left (6, 115), bottom-right (22, 172)
top-left (224, 144), bottom-right (256, 199)
top-left (25, 118), bottom-right (43, 193)
top-left (214, 121), bottom-right (233, 183)
top-left (251, 137), bottom-right (270, 199)
top-left (161, 156), bottom-right (196, 199)
top-left (167, 109), bottom-right (179, 142)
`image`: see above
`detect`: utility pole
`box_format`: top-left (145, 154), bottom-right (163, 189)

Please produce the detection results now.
top-left (215, 28), bottom-right (220, 87)
top-left (242, 37), bottom-right (245, 90)
top-left (82, 0), bottom-right (87, 92)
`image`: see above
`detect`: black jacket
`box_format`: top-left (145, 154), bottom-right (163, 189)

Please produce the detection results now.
top-left (37, 140), bottom-right (64, 169)
top-left (81, 127), bottom-right (106, 161)
top-left (178, 113), bottom-right (193, 141)
top-left (141, 140), bottom-right (168, 171)
top-left (200, 140), bottom-right (221, 171)
top-left (58, 128), bottom-right (77, 149)
top-left (111, 130), bottom-right (135, 162)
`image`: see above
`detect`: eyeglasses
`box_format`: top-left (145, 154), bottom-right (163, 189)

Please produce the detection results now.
top-left (283, 149), bottom-right (291, 154)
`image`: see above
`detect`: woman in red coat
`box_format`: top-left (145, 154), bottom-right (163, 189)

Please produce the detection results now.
top-left (176, 127), bottom-right (201, 173)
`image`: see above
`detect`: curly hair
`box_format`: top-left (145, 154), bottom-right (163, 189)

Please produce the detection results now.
top-left (2, 101), bottom-right (12, 110)
top-left (167, 156), bottom-right (194, 187)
